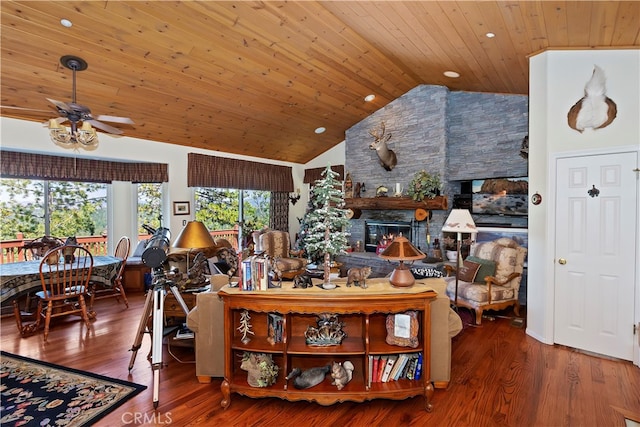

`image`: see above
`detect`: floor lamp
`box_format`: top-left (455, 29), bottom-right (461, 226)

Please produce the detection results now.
top-left (441, 209), bottom-right (477, 305)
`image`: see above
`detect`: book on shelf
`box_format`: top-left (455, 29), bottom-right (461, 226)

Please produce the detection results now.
top-left (368, 355), bottom-right (374, 386)
top-left (414, 353), bottom-right (423, 380)
top-left (376, 355), bottom-right (387, 383)
top-left (391, 354), bottom-right (409, 381)
top-left (267, 313), bottom-right (284, 343)
top-left (381, 355), bottom-right (397, 382)
top-left (371, 356), bottom-right (380, 384)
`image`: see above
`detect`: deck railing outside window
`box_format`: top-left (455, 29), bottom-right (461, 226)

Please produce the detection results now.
top-left (0, 228), bottom-right (239, 264)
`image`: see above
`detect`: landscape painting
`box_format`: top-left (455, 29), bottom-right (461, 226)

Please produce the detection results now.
top-left (472, 177), bottom-right (528, 216)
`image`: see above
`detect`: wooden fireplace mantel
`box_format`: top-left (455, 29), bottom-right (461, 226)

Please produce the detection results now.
top-left (344, 196), bottom-right (448, 211)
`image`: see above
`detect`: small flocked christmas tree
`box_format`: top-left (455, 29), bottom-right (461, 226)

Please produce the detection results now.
top-left (300, 165), bottom-right (350, 287)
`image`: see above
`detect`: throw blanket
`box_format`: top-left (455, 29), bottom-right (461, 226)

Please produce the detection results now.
top-left (220, 277), bottom-right (442, 296)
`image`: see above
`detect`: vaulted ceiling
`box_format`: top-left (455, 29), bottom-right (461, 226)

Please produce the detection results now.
top-left (1, 1), bottom-right (638, 163)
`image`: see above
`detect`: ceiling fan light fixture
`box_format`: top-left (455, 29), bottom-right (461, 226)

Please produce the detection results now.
top-left (49, 120), bottom-right (97, 148)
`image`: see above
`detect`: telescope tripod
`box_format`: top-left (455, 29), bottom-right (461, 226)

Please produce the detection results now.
top-left (128, 268), bottom-right (189, 408)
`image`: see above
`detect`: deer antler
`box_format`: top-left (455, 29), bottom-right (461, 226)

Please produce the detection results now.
top-left (369, 122), bottom-right (386, 140)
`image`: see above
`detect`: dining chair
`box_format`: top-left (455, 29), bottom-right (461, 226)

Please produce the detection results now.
top-left (34, 244), bottom-right (94, 342)
top-left (89, 236), bottom-right (130, 310)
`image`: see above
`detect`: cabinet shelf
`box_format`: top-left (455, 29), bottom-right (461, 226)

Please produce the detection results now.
top-left (344, 196), bottom-right (448, 211)
top-left (219, 280), bottom-right (437, 411)
top-left (288, 337), bottom-right (364, 355)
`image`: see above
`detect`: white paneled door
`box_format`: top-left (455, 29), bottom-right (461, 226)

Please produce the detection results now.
top-left (554, 151), bottom-right (637, 360)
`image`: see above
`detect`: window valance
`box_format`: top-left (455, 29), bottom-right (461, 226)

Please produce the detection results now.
top-left (303, 165), bottom-right (344, 184)
top-left (0, 150), bottom-right (168, 183)
top-left (187, 153), bottom-right (293, 192)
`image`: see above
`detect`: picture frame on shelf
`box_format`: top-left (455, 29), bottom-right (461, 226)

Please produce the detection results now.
top-left (173, 201), bottom-right (190, 216)
top-left (385, 311), bottom-right (419, 348)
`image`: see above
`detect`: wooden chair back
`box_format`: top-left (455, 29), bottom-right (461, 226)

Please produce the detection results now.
top-left (39, 245), bottom-right (94, 300)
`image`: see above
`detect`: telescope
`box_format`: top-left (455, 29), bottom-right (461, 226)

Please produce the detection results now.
top-left (141, 227), bottom-right (171, 269)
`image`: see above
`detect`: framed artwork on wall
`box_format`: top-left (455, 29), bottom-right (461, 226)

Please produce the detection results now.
top-left (173, 201), bottom-right (190, 216)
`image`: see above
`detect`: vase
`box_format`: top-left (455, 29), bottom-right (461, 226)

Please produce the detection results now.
top-left (446, 250), bottom-right (458, 262)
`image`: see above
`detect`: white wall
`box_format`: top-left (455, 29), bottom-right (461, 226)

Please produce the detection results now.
top-left (527, 49), bottom-right (640, 344)
top-left (0, 117), bottom-right (319, 248)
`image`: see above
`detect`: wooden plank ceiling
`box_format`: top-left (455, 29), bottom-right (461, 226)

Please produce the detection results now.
top-left (1, 1), bottom-right (638, 164)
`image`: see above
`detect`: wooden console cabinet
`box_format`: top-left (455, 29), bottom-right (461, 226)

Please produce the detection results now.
top-left (218, 282), bottom-right (437, 411)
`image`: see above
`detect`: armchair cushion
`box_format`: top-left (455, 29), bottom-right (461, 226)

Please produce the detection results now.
top-left (454, 281), bottom-right (516, 303)
top-left (458, 260), bottom-right (481, 282)
top-left (473, 241), bottom-right (519, 286)
top-left (465, 256), bottom-right (496, 282)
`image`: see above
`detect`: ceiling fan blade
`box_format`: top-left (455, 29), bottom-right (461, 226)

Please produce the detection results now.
top-left (95, 114), bottom-right (134, 124)
top-left (1, 105), bottom-right (52, 113)
top-left (86, 119), bottom-right (124, 135)
top-left (47, 98), bottom-right (72, 112)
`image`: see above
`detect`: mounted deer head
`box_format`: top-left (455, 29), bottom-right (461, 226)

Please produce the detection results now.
top-left (369, 122), bottom-right (397, 171)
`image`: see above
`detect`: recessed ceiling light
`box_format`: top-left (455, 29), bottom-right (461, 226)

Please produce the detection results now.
top-left (485, 32), bottom-right (496, 38)
top-left (60, 19), bottom-right (73, 28)
top-left (364, 94), bottom-right (375, 102)
top-left (315, 127), bottom-right (326, 134)
top-left (443, 71), bottom-right (460, 78)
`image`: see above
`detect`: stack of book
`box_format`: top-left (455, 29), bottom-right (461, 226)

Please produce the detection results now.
top-left (367, 353), bottom-right (422, 385)
top-left (241, 255), bottom-right (272, 291)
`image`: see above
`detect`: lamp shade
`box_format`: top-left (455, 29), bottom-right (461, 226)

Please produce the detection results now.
top-left (378, 236), bottom-right (425, 261)
top-left (378, 236), bottom-right (425, 288)
top-left (441, 209), bottom-right (477, 234)
top-left (172, 221), bottom-right (216, 249)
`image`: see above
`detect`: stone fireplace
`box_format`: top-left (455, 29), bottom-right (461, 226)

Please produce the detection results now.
top-left (338, 84), bottom-right (528, 277)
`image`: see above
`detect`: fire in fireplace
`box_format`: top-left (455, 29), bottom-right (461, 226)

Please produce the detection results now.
top-left (364, 220), bottom-right (413, 253)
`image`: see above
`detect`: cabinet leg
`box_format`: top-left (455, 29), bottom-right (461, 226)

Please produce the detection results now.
top-left (424, 382), bottom-right (434, 412)
top-left (221, 379), bottom-right (231, 409)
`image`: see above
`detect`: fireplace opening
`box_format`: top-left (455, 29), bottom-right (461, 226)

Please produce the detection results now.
top-left (364, 220), bottom-right (413, 253)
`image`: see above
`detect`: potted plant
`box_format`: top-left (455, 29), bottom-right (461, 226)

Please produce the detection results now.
top-left (407, 170), bottom-right (442, 201)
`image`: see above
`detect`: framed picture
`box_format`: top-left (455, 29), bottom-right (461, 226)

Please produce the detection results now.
top-left (173, 201), bottom-right (190, 216)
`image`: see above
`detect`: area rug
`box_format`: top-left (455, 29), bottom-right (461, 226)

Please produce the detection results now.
top-left (0, 351), bottom-right (146, 427)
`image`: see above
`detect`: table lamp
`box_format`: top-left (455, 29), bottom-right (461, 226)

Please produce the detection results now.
top-left (378, 235), bottom-right (425, 288)
top-left (172, 221), bottom-right (216, 251)
top-left (441, 209), bottom-right (477, 304)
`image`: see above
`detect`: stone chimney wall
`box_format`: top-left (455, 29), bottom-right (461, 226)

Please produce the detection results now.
top-left (344, 84), bottom-right (528, 252)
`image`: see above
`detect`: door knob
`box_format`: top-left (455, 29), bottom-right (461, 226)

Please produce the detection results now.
top-left (558, 258), bottom-right (567, 265)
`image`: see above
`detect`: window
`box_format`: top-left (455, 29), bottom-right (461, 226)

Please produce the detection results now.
top-left (0, 178), bottom-right (107, 240)
top-left (137, 183), bottom-right (163, 236)
top-left (194, 187), bottom-right (270, 232)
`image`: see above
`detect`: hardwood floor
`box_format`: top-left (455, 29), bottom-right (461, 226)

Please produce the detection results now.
top-left (2, 292), bottom-right (639, 426)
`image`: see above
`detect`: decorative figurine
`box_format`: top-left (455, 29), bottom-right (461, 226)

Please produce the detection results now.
top-left (331, 361), bottom-right (354, 390)
top-left (345, 266), bottom-right (372, 289)
top-left (305, 314), bottom-right (346, 346)
top-left (286, 365), bottom-right (331, 389)
top-left (237, 310), bottom-right (254, 344)
top-left (293, 273), bottom-right (313, 289)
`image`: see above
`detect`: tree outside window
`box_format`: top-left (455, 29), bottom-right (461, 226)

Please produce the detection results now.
top-left (137, 183), bottom-right (163, 235)
top-left (194, 187), bottom-right (270, 237)
top-left (0, 178), bottom-right (106, 240)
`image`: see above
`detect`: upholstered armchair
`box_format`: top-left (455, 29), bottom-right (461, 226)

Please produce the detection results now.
top-left (444, 237), bottom-right (527, 325)
top-left (258, 230), bottom-right (307, 280)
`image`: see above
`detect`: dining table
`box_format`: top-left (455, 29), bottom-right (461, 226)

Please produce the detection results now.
top-left (0, 255), bottom-right (123, 318)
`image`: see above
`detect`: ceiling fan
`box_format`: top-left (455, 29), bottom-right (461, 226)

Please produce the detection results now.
top-left (47, 55), bottom-right (134, 135)
top-left (2, 55), bottom-right (133, 147)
